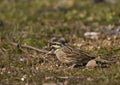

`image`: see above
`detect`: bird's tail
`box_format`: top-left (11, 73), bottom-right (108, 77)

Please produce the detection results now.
top-left (94, 57), bottom-right (116, 64)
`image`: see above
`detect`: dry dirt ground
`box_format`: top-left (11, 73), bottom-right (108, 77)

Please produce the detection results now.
top-left (0, 0), bottom-right (120, 85)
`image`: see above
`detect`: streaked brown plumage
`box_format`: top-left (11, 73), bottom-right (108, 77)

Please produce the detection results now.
top-left (48, 37), bottom-right (115, 67)
top-left (49, 41), bottom-right (95, 67)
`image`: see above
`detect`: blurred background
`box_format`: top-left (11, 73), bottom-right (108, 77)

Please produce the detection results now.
top-left (0, 0), bottom-right (120, 45)
top-left (0, 0), bottom-right (120, 85)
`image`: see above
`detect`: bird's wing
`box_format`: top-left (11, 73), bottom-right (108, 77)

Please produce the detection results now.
top-left (62, 46), bottom-right (80, 57)
top-left (79, 50), bottom-right (95, 58)
top-left (62, 46), bottom-right (95, 62)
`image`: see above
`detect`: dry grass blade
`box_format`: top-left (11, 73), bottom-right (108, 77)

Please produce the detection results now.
top-left (10, 42), bottom-right (49, 54)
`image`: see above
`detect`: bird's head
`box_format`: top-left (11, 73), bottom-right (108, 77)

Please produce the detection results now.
top-left (48, 37), bottom-right (66, 50)
top-left (49, 42), bottom-right (64, 50)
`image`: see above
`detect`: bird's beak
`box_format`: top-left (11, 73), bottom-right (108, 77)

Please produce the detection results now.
top-left (47, 49), bottom-right (55, 55)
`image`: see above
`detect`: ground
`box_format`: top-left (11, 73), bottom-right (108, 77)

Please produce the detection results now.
top-left (0, 0), bottom-right (120, 85)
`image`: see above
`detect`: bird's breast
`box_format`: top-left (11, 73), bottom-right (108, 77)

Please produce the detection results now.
top-left (54, 49), bottom-right (73, 63)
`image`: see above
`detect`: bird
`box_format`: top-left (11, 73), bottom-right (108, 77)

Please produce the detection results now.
top-left (48, 38), bottom-right (96, 67)
top-left (48, 37), bottom-right (115, 68)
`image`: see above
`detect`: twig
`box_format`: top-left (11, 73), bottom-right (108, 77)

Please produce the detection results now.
top-left (45, 75), bottom-right (86, 80)
top-left (10, 42), bottom-right (49, 54)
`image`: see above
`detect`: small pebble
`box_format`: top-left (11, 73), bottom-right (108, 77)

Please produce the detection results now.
top-left (86, 60), bottom-right (97, 68)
